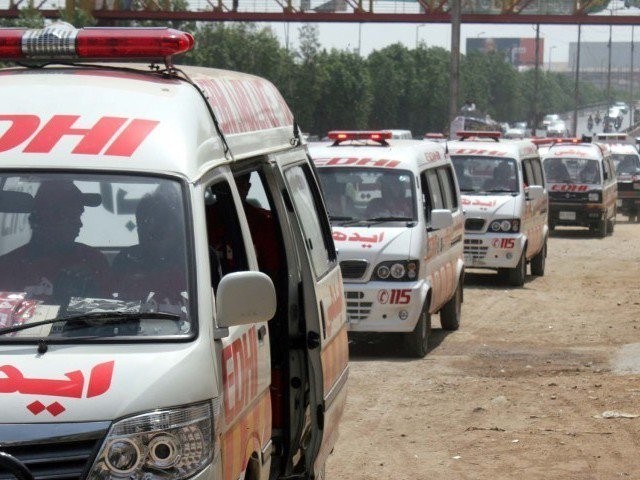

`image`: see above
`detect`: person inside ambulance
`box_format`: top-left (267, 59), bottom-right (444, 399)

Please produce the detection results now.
top-left (320, 174), bottom-right (355, 219)
top-left (366, 174), bottom-right (413, 219)
top-left (483, 161), bottom-right (517, 192)
top-left (112, 187), bottom-right (187, 310)
top-left (0, 180), bottom-right (111, 302)
top-left (546, 161), bottom-right (571, 183)
top-left (579, 161), bottom-right (600, 184)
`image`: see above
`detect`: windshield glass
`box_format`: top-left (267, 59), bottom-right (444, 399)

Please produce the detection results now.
top-left (317, 168), bottom-right (416, 223)
top-left (543, 157), bottom-right (601, 184)
top-left (451, 156), bottom-right (519, 193)
top-left (612, 154), bottom-right (640, 175)
top-left (0, 173), bottom-right (192, 340)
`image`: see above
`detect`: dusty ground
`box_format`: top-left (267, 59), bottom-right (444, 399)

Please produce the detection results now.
top-left (326, 216), bottom-right (640, 480)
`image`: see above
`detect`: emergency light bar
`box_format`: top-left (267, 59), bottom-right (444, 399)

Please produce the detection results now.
top-left (328, 130), bottom-right (392, 145)
top-left (456, 131), bottom-right (501, 141)
top-left (0, 23), bottom-right (194, 63)
top-left (424, 133), bottom-right (445, 139)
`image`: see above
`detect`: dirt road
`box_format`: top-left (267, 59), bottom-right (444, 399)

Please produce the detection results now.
top-left (326, 218), bottom-right (640, 480)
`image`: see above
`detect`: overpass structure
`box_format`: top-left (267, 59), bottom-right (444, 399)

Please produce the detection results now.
top-left (2, 0), bottom-right (640, 24)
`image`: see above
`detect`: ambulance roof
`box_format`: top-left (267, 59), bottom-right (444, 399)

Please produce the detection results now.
top-left (447, 138), bottom-right (539, 161)
top-left (543, 142), bottom-right (608, 161)
top-left (0, 64), bottom-right (296, 181)
top-left (607, 143), bottom-right (639, 155)
top-left (308, 139), bottom-right (449, 172)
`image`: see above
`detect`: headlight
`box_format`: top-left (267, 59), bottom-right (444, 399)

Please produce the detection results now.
top-left (374, 260), bottom-right (419, 281)
top-left (588, 192), bottom-right (601, 202)
top-left (489, 219), bottom-right (520, 233)
top-left (88, 402), bottom-right (214, 480)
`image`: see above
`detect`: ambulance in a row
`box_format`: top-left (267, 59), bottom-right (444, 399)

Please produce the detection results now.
top-left (0, 24), bottom-right (348, 480)
top-left (309, 131), bottom-right (465, 358)
top-left (610, 143), bottom-right (640, 222)
top-left (448, 132), bottom-right (549, 287)
top-left (542, 140), bottom-right (618, 236)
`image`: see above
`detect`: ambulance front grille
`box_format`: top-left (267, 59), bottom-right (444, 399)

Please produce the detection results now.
top-left (340, 260), bottom-right (369, 280)
top-left (464, 239), bottom-right (488, 260)
top-left (345, 291), bottom-right (372, 321)
top-left (465, 218), bottom-right (486, 231)
top-left (0, 422), bottom-right (109, 480)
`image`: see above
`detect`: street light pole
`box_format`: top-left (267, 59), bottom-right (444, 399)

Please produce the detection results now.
top-left (607, 19), bottom-right (613, 109)
top-left (548, 46), bottom-right (556, 71)
top-left (630, 26), bottom-right (635, 127)
top-left (572, 24), bottom-right (581, 137)
top-left (415, 24), bottom-right (426, 49)
top-left (448, 0), bottom-right (461, 129)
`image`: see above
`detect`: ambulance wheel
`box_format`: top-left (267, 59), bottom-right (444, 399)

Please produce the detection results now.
top-left (440, 282), bottom-right (462, 331)
top-left (596, 218), bottom-right (607, 238)
top-left (607, 217), bottom-right (615, 234)
top-left (507, 251), bottom-right (526, 287)
top-left (530, 240), bottom-right (547, 277)
top-left (406, 308), bottom-right (431, 358)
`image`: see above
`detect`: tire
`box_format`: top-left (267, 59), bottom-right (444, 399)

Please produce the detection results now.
top-left (607, 216), bottom-right (615, 234)
top-left (440, 281), bottom-right (462, 331)
top-left (405, 307), bottom-right (431, 358)
top-left (507, 251), bottom-right (526, 287)
top-left (597, 218), bottom-right (607, 238)
top-left (530, 240), bottom-right (547, 277)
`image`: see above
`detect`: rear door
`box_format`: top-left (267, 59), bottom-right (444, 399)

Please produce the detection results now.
top-left (271, 148), bottom-right (349, 476)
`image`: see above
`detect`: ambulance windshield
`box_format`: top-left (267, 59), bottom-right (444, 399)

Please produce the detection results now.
top-left (318, 168), bottom-right (416, 224)
top-left (451, 156), bottom-right (519, 194)
top-left (0, 173), bottom-right (192, 340)
top-left (543, 158), bottom-right (601, 184)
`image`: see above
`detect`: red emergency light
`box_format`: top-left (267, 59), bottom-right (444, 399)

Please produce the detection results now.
top-left (0, 23), bottom-right (194, 64)
top-left (456, 131), bottom-right (502, 141)
top-left (328, 130), bottom-right (393, 145)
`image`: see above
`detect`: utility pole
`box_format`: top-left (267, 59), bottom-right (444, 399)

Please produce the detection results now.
top-left (630, 26), bottom-right (635, 127)
top-left (607, 22), bottom-right (613, 109)
top-left (572, 24), bottom-right (581, 137)
top-left (532, 24), bottom-right (540, 136)
top-left (449, 0), bottom-right (461, 130)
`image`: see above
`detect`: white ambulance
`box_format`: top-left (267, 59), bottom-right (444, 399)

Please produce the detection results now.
top-left (309, 131), bottom-right (464, 358)
top-left (609, 142), bottom-right (640, 222)
top-left (448, 132), bottom-right (548, 286)
top-left (0, 24), bottom-right (349, 480)
top-left (542, 140), bottom-right (618, 236)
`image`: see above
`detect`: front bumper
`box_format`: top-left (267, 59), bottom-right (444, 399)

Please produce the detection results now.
top-left (549, 202), bottom-right (606, 227)
top-left (463, 232), bottom-right (525, 270)
top-left (344, 279), bottom-right (428, 333)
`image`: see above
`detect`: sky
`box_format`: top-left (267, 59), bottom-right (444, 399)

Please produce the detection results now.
top-left (265, 2), bottom-right (640, 65)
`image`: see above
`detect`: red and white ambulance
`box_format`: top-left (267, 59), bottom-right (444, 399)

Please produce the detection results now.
top-left (0, 24), bottom-right (348, 480)
top-left (309, 131), bottom-right (464, 358)
top-left (542, 140), bottom-right (618, 236)
top-left (448, 132), bottom-right (549, 286)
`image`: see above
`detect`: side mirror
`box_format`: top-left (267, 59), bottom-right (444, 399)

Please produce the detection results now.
top-left (429, 209), bottom-right (454, 231)
top-left (526, 185), bottom-right (544, 201)
top-left (216, 271), bottom-right (276, 328)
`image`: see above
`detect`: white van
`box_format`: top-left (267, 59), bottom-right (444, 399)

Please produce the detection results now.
top-left (542, 141), bottom-right (618, 236)
top-left (609, 142), bottom-right (640, 222)
top-left (0, 24), bottom-right (348, 480)
top-left (448, 132), bottom-right (549, 286)
top-left (309, 131), bottom-right (464, 358)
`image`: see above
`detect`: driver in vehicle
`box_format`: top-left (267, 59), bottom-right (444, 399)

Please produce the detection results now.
top-left (0, 180), bottom-right (111, 302)
top-left (111, 188), bottom-right (187, 310)
top-left (366, 175), bottom-right (413, 218)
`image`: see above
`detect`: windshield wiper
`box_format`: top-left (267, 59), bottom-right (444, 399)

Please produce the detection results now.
top-left (485, 188), bottom-right (516, 193)
top-left (329, 215), bottom-right (355, 222)
top-left (365, 216), bottom-right (414, 223)
top-left (0, 311), bottom-right (180, 336)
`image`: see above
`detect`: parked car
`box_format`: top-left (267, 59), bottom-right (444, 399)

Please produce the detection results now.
top-left (613, 101), bottom-right (629, 114)
top-left (542, 114), bottom-right (560, 129)
top-left (546, 120), bottom-right (569, 138)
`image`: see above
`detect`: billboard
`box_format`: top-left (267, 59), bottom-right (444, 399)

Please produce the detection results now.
top-left (466, 37), bottom-right (544, 67)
